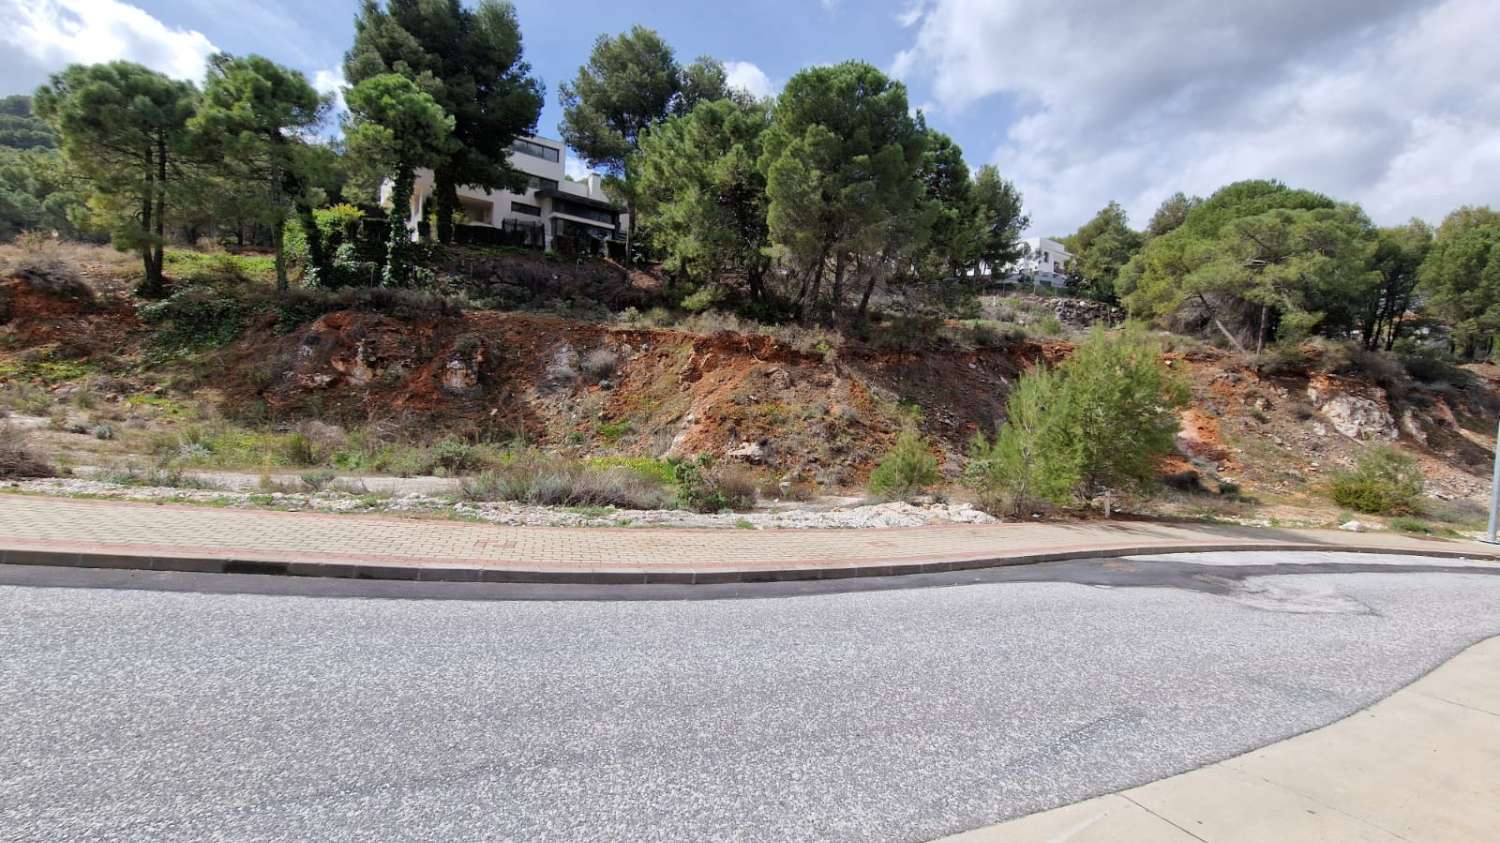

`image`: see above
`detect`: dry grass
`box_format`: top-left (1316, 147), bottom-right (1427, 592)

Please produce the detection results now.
top-left (0, 235), bottom-right (136, 298)
top-left (0, 423), bottom-right (53, 478)
top-left (461, 450), bottom-right (674, 510)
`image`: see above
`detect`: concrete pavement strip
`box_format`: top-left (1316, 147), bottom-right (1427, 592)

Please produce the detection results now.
top-left (936, 635), bottom-right (1500, 843)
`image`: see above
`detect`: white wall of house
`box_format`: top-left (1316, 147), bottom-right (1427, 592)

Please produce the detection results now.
top-left (379, 135), bottom-right (626, 251)
top-left (1004, 236), bottom-right (1074, 288)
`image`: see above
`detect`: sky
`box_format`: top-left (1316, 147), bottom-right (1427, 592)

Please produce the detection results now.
top-left (2, 0), bottom-right (1496, 237)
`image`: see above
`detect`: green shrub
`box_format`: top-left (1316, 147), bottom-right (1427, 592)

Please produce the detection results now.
top-left (965, 367), bottom-right (1078, 515)
top-left (1399, 350), bottom-right (1466, 386)
top-left (671, 456), bottom-right (757, 512)
top-left (1387, 516), bottom-right (1434, 535)
top-left (966, 327), bottom-right (1187, 515)
top-left (679, 285), bottom-right (724, 313)
top-left (1253, 343), bottom-right (1313, 377)
top-left (137, 285), bottom-right (252, 350)
top-left (1329, 446), bottom-right (1424, 515)
top-left (597, 419), bottom-right (633, 441)
top-left (867, 427), bottom-right (940, 500)
top-left (428, 437), bottom-right (485, 475)
top-left (299, 469), bottom-right (337, 492)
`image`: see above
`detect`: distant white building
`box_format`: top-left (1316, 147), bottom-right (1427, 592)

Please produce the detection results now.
top-left (1005, 237), bottom-right (1074, 289)
top-left (381, 134), bottom-right (626, 254)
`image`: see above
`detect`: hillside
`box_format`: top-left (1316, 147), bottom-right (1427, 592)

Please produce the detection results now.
top-left (1, 243), bottom-right (1495, 534)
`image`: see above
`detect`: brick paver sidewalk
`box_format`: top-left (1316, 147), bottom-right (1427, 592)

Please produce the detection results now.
top-left (2, 494), bottom-right (1496, 583)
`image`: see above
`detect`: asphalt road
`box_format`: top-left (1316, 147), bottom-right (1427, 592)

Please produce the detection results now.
top-left (3, 551), bottom-right (1499, 842)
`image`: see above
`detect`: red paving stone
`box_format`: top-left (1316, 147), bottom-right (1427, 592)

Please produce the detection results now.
top-left (3, 494), bottom-right (1497, 581)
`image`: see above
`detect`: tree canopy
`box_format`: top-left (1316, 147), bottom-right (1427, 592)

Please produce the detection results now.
top-left (0, 96), bottom-right (57, 150)
top-left (346, 0), bottom-right (543, 243)
top-left (1420, 207), bottom-right (1500, 357)
top-left (34, 61), bottom-right (199, 295)
top-left (1117, 180), bottom-right (1366, 350)
top-left (1063, 201), bottom-right (1142, 303)
top-left (633, 97), bottom-right (773, 306)
top-left (193, 53), bottom-right (329, 290)
top-left (344, 72), bottom-right (455, 286)
top-left (759, 61), bottom-right (926, 322)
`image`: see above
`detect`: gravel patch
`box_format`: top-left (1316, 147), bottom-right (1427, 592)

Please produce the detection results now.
top-left (2, 477), bottom-right (997, 529)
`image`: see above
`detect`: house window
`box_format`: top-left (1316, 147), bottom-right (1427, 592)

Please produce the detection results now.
top-left (554, 199), bottom-right (616, 226)
top-left (510, 201), bottom-right (541, 217)
top-left (510, 138), bottom-right (560, 162)
top-left (526, 175), bottom-right (560, 192)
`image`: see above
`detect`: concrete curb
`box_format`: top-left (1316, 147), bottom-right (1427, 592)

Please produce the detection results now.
top-left (3, 541), bottom-right (1496, 586)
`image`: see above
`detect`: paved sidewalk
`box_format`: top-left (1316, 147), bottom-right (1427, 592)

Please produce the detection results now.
top-left (938, 635), bottom-right (1500, 842)
top-left (1, 493), bottom-right (1497, 583)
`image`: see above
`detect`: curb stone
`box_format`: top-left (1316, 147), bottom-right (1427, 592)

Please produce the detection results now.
top-left (2, 542), bottom-right (1495, 586)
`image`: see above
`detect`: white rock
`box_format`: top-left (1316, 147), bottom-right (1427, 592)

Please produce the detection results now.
top-left (1339, 520), bottom-right (1367, 533)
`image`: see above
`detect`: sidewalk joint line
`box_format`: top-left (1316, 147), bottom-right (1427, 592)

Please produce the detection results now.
top-left (1219, 764), bottom-right (1415, 842)
top-left (1116, 794), bottom-right (1210, 842)
top-left (1411, 689), bottom-right (1500, 719)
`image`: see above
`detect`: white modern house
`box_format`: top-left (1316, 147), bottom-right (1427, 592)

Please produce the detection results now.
top-left (1005, 237), bottom-right (1074, 288)
top-left (381, 134), bottom-right (626, 254)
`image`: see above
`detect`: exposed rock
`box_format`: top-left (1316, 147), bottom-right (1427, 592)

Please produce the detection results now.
top-left (725, 441), bottom-right (767, 463)
top-left (440, 358), bottom-right (478, 394)
top-left (1400, 409), bottom-right (1429, 446)
top-left (1339, 520), bottom-right (1368, 532)
top-left (1306, 376), bottom-right (1397, 441)
top-left (1050, 298), bottom-right (1125, 328)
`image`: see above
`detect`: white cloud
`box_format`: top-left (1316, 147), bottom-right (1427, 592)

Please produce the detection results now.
top-left (0, 0), bottom-right (218, 83)
top-left (312, 67), bottom-right (346, 117)
top-left (893, 0), bottom-right (1500, 236)
top-left (724, 60), bottom-right (776, 100)
top-left (896, 0), bottom-right (928, 28)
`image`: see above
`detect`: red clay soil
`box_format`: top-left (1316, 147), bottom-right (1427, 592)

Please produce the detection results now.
top-left (6, 271), bottom-right (1500, 503)
top-left (0, 274), bottom-right (142, 354)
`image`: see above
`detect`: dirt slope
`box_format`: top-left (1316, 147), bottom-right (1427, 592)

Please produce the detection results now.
top-left (4, 268), bottom-right (1497, 521)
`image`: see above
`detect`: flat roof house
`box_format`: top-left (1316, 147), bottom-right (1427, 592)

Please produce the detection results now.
top-left (380, 134), bottom-right (627, 255)
top-left (1004, 237), bottom-right (1074, 289)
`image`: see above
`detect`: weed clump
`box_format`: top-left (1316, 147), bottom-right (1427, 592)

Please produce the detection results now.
top-left (0, 423), bottom-right (52, 478)
top-left (461, 450), bottom-right (673, 510)
top-left (1328, 446), bottom-right (1425, 515)
top-left (867, 427), bottom-right (940, 501)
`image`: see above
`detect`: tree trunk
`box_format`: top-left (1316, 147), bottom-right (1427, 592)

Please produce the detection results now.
top-left (1255, 303), bottom-right (1269, 354)
top-left (272, 218), bottom-right (288, 293)
top-left (856, 250), bottom-right (885, 323)
top-left (384, 166), bottom-right (416, 287)
top-left (856, 272), bottom-right (878, 322)
top-left (1385, 309), bottom-right (1406, 351)
top-left (802, 255), bottom-right (826, 325)
top-left (155, 135), bottom-right (168, 285)
top-left (139, 144), bottom-right (161, 297)
top-left (1197, 293), bottom-right (1247, 354)
top-left (830, 251), bottom-right (847, 324)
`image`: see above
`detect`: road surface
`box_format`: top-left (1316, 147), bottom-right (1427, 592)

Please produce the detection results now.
top-left (2, 551), bottom-right (1498, 841)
